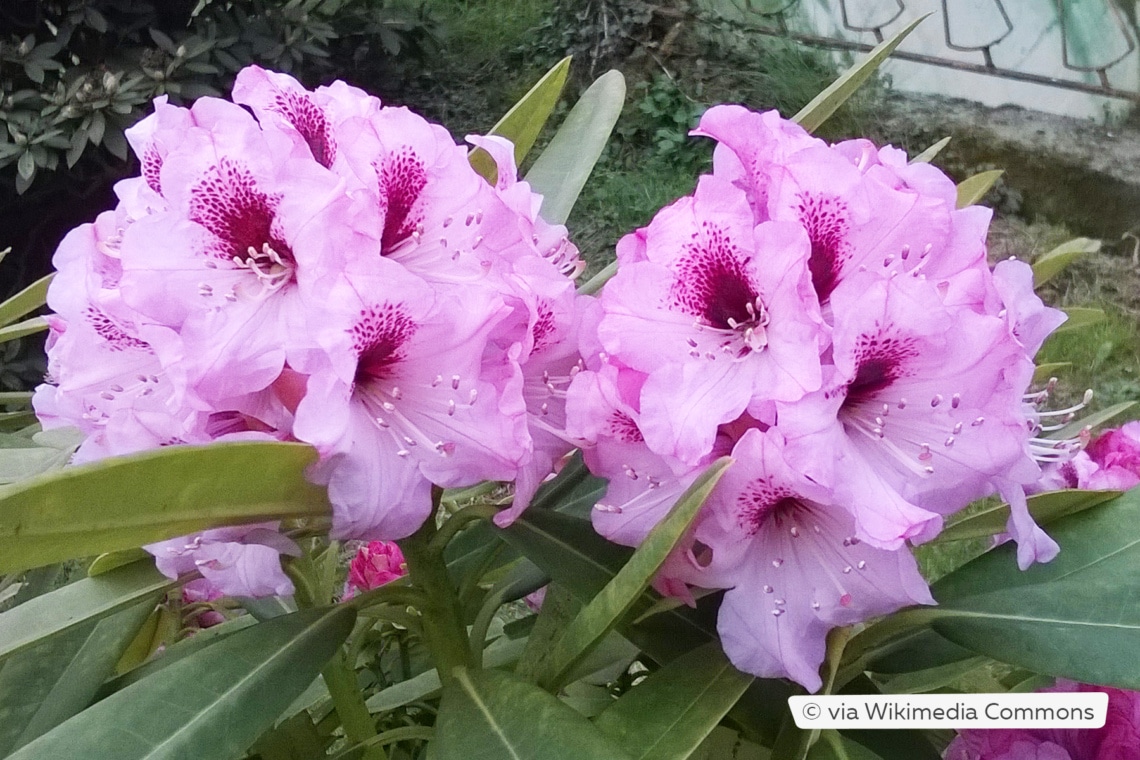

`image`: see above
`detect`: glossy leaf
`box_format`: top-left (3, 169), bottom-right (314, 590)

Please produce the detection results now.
top-left (929, 486), bottom-right (1140, 688)
top-left (936, 489), bottom-right (1119, 542)
top-left (0, 600), bottom-right (155, 755)
top-left (1033, 237), bottom-right (1100, 287)
top-left (0, 560), bottom-right (173, 663)
top-left (536, 457), bottom-right (732, 689)
top-left (469, 56), bottom-right (572, 184)
top-left (8, 606), bottom-right (355, 760)
top-left (0, 316), bottom-right (48, 345)
top-left (525, 70), bottom-right (626, 225)
top-left (0, 428), bottom-right (82, 486)
top-left (594, 642), bottom-right (752, 760)
top-left (956, 170), bottom-right (1003, 208)
top-left (1048, 400), bottom-right (1136, 441)
top-left (498, 508), bottom-right (720, 663)
top-left (793, 16), bottom-right (926, 134)
top-left (432, 667), bottom-right (634, 760)
top-left (0, 274), bottom-right (51, 328)
top-left (0, 441), bottom-right (330, 574)
top-left (1052, 306), bottom-right (1105, 334)
top-left (909, 136), bottom-right (950, 164)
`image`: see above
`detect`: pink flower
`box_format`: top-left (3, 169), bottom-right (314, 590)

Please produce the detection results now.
top-left (182, 578), bottom-right (226, 628)
top-left (146, 523), bottom-right (301, 598)
top-left (597, 174), bottom-right (824, 464)
top-left (344, 541), bottom-right (407, 599)
top-left (1039, 423), bottom-right (1140, 493)
top-left (946, 681), bottom-right (1140, 760)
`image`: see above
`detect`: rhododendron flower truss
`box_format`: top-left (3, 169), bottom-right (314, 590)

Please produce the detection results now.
top-left (294, 260), bottom-right (528, 541)
top-left (598, 175), bottom-right (824, 464)
top-left (688, 428), bottom-right (933, 692)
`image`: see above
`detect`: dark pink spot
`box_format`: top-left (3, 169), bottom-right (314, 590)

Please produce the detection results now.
top-left (797, 193), bottom-right (851, 303)
top-left (531, 301), bottom-right (557, 354)
top-left (189, 159), bottom-right (293, 268)
top-left (670, 223), bottom-right (761, 329)
top-left (142, 145), bottom-right (164, 196)
top-left (351, 304), bottom-right (417, 385)
top-left (272, 91), bottom-right (335, 169)
top-left (85, 308), bottom-right (149, 352)
top-left (843, 331), bottom-right (918, 406)
top-left (378, 147), bottom-right (427, 251)
top-left (839, 593), bottom-right (853, 607)
top-left (737, 479), bottom-right (803, 536)
top-left (607, 411), bottom-right (644, 444)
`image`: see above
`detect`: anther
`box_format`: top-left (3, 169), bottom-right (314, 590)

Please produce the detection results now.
top-left (951, 393), bottom-right (961, 409)
top-left (451, 375), bottom-right (461, 390)
top-left (931, 394), bottom-right (942, 408)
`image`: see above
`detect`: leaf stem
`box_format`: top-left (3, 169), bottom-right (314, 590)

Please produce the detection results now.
top-left (428, 502), bottom-right (501, 554)
top-left (398, 491), bottom-right (476, 684)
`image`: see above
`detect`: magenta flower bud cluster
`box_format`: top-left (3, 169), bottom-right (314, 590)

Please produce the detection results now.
top-left (562, 105), bottom-right (1069, 690)
top-left (33, 67), bottom-right (590, 599)
top-left (344, 540), bottom-right (407, 600)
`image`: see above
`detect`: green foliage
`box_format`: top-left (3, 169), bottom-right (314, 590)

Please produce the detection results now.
top-left (0, 0), bottom-right (436, 194)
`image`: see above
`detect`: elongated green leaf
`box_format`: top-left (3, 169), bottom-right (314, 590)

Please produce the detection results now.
top-left (929, 486), bottom-right (1140, 688)
top-left (1049, 400), bottom-right (1136, 441)
top-left (499, 508), bottom-right (720, 664)
top-left (807, 731), bottom-right (885, 760)
top-left (432, 667), bottom-right (634, 760)
top-left (937, 489), bottom-right (1118, 542)
top-left (1033, 362), bottom-right (1071, 383)
top-left (871, 655), bottom-right (988, 695)
top-left (577, 261), bottom-right (616, 296)
top-left (469, 56), bottom-right (572, 184)
top-left (1033, 237), bottom-right (1100, 287)
top-left (594, 642), bottom-right (752, 760)
top-left (0, 560), bottom-right (173, 663)
top-left (956, 170), bottom-right (1003, 208)
top-left (0, 274), bottom-right (51, 329)
top-left (0, 316), bottom-right (48, 345)
top-left (0, 600), bottom-right (155, 755)
top-left (0, 441), bottom-right (330, 574)
top-left (525, 70), bottom-right (626, 225)
top-left (8, 606), bottom-right (354, 760)
top-left (862, 628), bottom-right (975, 675)
top-left (1052, 306), bottom-right (1105, 334)
top-left (909, 136), bottom-right (950, 164)
top-left (0, 427), bottom-right (82, 486)
top-left (537, 458), bottom-right (732, 690)
top-left (793, 15), bottom-right (926, 133)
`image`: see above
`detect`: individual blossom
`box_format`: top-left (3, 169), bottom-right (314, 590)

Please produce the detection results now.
top-left (945, 680), bottom-right (1140, 760)
top-left (292, 257), bottom-right (529, 541)
top-left (146, 523), bottom-right (301, 598)
top-left (1039, 422), bottom-right (1140, 493)
top-left (343, 541), bottom-right (407, 599)
top-left (678, 427), bottom-right (933, 691)
top-left (597, 174), bottom-right (824, 464)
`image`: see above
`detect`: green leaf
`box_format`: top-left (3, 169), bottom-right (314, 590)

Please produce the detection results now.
top-left (8, 606), bottom-right (354, 760)
top-left (909, 136), bottom-right (950, 164)
top-left (870, 655), bottom-right (988, 695)
top-left (1032, 237), bottom-right (1100, 287)
top-left (936, 489), bottom-right (1119, 543)
top-left (0, 428), bottom-right (81, 485)
top-left (1033, 362), bottom-right (1071, 383)
top-left (1051, 306), bottom-right (1105, 334)
top-left (469, 56), bottom-right (571, 185)
top-left (1048, 400), bottom-right (1136, 441)
top-left (807, 730), bottom-right (886, 760)
top-left (577, 261), bottom-right (616, 296)
top-left (0, 600), bottom-right (155, 755)
top-left (0, 316), bottom-right (48, 345)
top-left (594, 642), bottom-right (752, 760)
top-left (862, 628), bottom-right (975, 675)
top-left (792, 15), bottom-right (927, 133)
top-left (0, 560), bottom-right (174, 663)
top-left (956, 170), bottom-right (1003, 208)
top-left (432, 667), bottom-right (634, 760)
top-left (0, 441), bottom-right (330, 574)
top-left (0, 274), bottom-right (51, 328)
top-left (929, 486), bottom-right (1140, 689)
top-left (525, 70), bottom-right (626, 225)
top-left (536, 457), bottom-right (732, 690)
top-left (498, 509), bottom-right (720, 664)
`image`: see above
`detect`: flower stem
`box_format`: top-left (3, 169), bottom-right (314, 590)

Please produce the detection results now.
top-left (398, 493), bottom-right (475, 684)
top-left (322, 651), bottom-right (386, 760)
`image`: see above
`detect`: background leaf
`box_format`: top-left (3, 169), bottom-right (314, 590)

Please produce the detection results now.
top-left (0, 441), bottom-right (330, 574)
top-left (594, 642), bottom-right (753, 760)
top-left (1032, 237), bottom-right (1100, 287)
top-left (525, 70), bottom-right (626, 225)
top-left (431, 667), bottom-right (633, 760)
top-left (8, 606), bottom-right (355, 760)
top-left (936, 489), bottom-right (1118, 543)
top-left (0, 274), bottom-right (51, 328)
top-left (930, 487), bottom-right (1140, 689)
top-left (956, 170), bottom-right (1003, 208)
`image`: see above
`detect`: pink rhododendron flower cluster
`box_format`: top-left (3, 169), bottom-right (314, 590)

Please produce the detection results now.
top-left (33, 66), bottom-right (588, 598)
top-left (946, 681), bottom-right (1140, 760)
top-left (565, 105), bottom-right (1070, 691)
top-left (1039, 422), bottom-right (1140, 492)
top-left (343, 540), bottom-right (407, 599)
